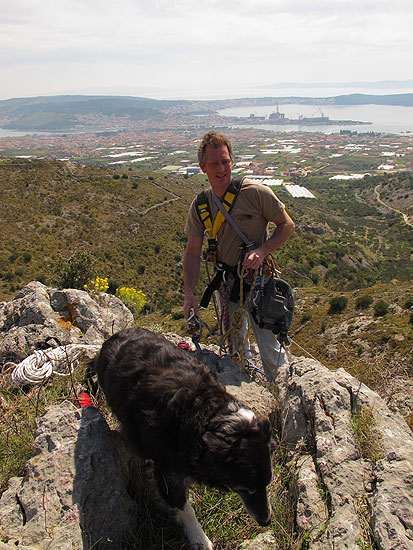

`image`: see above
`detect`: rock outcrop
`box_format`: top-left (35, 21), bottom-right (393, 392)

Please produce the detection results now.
top-left (0, 402), bottom-right (139, 550)
top-left (0, 283), bottom-right (412, 549)
top-left (0, 281), bottom-right (134, 354)
top-left (275, 358), bottom-right (413, 549)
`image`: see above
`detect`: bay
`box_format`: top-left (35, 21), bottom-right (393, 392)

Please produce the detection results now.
top-left (218, 103), bottom-right (413, 135)
top-left (0, 128), bottom-right (55, 138)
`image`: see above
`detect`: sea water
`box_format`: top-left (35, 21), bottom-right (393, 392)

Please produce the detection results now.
top-left (217, 103), bottom-right (413, 135)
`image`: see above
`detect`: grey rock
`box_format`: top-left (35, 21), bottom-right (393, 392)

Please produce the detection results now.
top-left (292, 455), bottom-right (328, 536)
top-left (1, 294), bottom-right (412, 550)
top-left (274, 357), bottom-right (413, 549)
top-left (240, 531), bottom-right (277, 549)
top-left (0, 401), bottom-right (138, 550)
top-left (0, 281), bottom-right (133, 353)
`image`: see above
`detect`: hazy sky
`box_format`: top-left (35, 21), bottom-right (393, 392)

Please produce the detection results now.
top-left (1, 0), bottom-right (412, 100)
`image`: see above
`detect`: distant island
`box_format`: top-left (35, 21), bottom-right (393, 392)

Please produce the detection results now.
top-left (0, 93), bottom-right (411, 132)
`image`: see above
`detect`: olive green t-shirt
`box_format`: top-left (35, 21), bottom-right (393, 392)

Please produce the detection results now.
top-left (185, 178), bottom-right (285, 266)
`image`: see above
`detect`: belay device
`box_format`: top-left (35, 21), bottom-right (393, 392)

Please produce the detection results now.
top-left (249, 275), bottom-right (296, 346)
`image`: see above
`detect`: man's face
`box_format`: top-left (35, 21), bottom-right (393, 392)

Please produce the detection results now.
top-left (199, 145), bottom-right (233, 195)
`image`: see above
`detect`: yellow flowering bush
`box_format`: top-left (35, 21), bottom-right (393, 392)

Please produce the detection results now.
top-left (83, 277), bottom-right (109, 296)
top-left (116, 286), bottom-right (147, 314)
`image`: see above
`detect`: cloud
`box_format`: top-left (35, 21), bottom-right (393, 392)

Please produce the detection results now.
top-left (1, 0), bottom-right (412, 99)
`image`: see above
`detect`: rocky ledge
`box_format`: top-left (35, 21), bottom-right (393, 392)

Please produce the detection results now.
top-left (0, 282), bottom-right (412, 549)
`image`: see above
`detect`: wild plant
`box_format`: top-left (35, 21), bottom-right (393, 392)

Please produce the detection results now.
top-left (116, 286), bottom-right (147, 316)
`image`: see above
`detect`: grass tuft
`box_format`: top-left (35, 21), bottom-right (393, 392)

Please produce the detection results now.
top-left (350, 407), bottom-right (384, 461)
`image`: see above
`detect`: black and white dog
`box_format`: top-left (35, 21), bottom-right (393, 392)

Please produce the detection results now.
top-left (92, 327), bottom-right (273, 550)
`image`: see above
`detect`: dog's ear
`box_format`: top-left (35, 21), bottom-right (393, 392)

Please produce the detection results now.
top-left (202, 431), bottom-right (215, 448)
top-left (202, 430), bottom-right (230, 455)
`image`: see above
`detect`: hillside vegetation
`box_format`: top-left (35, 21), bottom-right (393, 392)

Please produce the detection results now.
top-left (0, 158), bottom-right (412, 550)
top-left (0, 158), bottom-right (412, 420)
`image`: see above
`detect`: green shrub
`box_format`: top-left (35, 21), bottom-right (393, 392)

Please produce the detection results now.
top-left (374, 300), bottom-right (388, 317)
top-left (52, 251), bottom-right (94, 290)
top-left (107, 279), bottom-right (119, 295)
top-left (116, 286), bottom-right (147, 316)
top-left (301, 313), bottom-right (312, 324)
top-left (355, 294), bottom-right (373, 309)
top-left (171, 311), bottom-right (185, 320)
top-left (329, 296), bottom-right (348, 314)
top-left (403, 297), bottom-right (413, 309)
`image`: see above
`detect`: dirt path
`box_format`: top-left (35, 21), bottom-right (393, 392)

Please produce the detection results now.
top-left (139, 177), bottom-right (182, 215)
top-left (374, 184), bottom-right (412, 227)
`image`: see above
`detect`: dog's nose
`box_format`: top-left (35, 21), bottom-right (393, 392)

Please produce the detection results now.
top-left (258, 516), bottom-right (271, 527)
top-left (258, 501), bottom-right (272, 526)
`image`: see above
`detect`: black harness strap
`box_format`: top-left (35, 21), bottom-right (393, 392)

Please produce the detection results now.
top-left (196, 176), bottom-right (245, 309)
top-left (199, 263), bottom-right (240, 308)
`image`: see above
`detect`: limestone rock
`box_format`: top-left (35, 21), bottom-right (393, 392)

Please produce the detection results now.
top-left (240, 531), bottom-right (277, 549)
top-left (274, 357), bottom-right (413, 549)
top-left (0, 401), bottom-right (138, 550)
top-left (1, 294), bottom-right (412, 550)
top-left (0, 281), bottom-right (133, 353)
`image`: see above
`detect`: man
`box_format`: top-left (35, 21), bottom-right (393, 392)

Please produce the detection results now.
top-left (183, 131), bottom-right (295, 381)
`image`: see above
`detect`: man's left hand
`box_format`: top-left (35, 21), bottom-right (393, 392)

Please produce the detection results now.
top-left (243, 248), bottom-right (265, 270)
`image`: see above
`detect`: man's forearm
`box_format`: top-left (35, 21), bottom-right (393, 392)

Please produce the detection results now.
top-left (244, 217), bottom-right (295, 269)
top-left (183, 251), bottom-right (201, 296)
top-left (183, 250), bottom-right (201, 317)
top-left (260, 219), bottom-right (295, 255)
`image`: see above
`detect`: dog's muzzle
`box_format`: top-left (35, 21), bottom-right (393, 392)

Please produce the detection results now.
top-left (237, 487), bottom-right (272, 526)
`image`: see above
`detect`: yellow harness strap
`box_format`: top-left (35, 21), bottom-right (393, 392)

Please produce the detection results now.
top-left (198, 189), bottom-right (237, 239)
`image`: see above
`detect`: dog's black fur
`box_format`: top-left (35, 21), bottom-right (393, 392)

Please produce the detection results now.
top-left (91, 327), bottom-right (273, 549)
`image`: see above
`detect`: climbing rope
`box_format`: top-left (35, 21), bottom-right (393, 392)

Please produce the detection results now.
top-left (2, 344), bottom-right (101, 386)
top-left (219, 280), bottom-right (232, 353)
top-left (230, 266), bottom-right (261, 378)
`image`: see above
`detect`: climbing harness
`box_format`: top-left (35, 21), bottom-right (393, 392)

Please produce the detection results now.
top-left (2, 344), bottom-right (101, 386)
top-left (195, 176), bottom-right (244, 266)
top-left (194, 176), bottom-right (296, 379)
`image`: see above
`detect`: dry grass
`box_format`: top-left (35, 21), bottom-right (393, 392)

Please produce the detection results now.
top-left (350, 406), bottom-right (384, 461)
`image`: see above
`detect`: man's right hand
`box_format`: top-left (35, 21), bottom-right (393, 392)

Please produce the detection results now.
top-left (184, 293), bottom-right (199, 319)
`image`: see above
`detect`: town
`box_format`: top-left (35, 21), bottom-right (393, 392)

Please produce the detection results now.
top-left (1, 123), bottom-right (412, 188)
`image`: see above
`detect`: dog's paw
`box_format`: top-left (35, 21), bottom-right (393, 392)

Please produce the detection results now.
top-left (177, 502), bottom-right (213, 549)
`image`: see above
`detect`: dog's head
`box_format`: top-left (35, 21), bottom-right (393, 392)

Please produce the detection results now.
top-left (200, 407), bottom-right (274, 526)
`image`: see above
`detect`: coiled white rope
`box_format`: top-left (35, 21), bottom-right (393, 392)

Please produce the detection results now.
top-left (2, 344), bottom-right (101, 386)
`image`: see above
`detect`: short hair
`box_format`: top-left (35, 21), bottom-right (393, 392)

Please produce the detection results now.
top-left (197, 131), bottom-right (234, 164)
